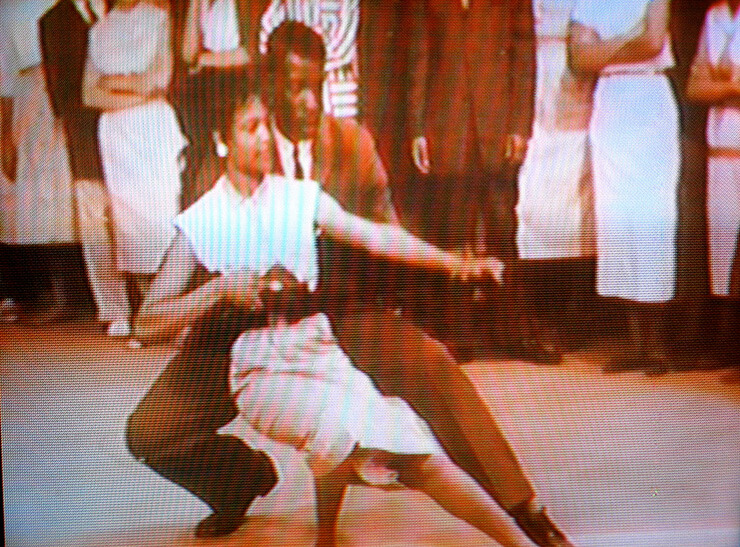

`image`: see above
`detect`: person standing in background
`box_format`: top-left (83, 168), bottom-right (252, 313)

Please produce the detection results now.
top-left (686, 0), bottom-right (740, 362)
top-left (515, 0), bottom-right (596, 352)
top-left (177, 0), bottom-right (269, 208)
top-left (40, 0), bottom-right (133, 337)
top-left (83, 0), bottom-right (187, 306)
top-left (517, 0), bottom-right (594, 261)
top-left (570, 0), bottom-right (681, 375)
top-left (0, 0), bottom-right (77, 323)
top-left (406, 0), bottom-right (558, 362)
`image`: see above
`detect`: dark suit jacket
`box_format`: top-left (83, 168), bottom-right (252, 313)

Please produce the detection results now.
top-left (311, 114), bottom-right (397, 224)
top-left (284, 114), bottom-right (402, 305)
top-left (40, 0), bottom-right (103, 180)
top-left (407, 0), bottom-right (535, 175)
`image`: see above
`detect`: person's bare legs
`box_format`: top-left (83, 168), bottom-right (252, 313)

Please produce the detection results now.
top-left (394, 453), bottom-right (539, 547)
top-left (314, 461), bottom-right (353, 547)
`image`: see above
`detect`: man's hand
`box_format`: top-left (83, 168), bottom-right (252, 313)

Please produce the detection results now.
top-left (504, 133), bottom-right (528, 165)
top-left (411, 135), bottom-right (431, 174)
top-left (1, 134), bottom-right (17, 182)
top-left (218, 270), bottom-right (262, 311)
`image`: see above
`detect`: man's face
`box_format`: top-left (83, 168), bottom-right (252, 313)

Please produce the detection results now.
top-left (273, 52), bottom-right (324, 142)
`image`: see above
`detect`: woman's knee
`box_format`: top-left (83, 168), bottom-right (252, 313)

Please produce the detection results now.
top-left (395, 453), bottom-right (462, 490)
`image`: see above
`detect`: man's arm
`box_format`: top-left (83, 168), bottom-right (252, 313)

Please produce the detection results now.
top-left (39, 13), bottom-right (71, 120)
top-left (355, 121), bottom-right (399, 225)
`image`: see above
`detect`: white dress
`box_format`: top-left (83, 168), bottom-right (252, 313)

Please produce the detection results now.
top-left (572, 0), bottom-right (680, 303)
top-left (516, 0), bottom-right (594, 259)
top-left (696, 2), bottom-right (740, 296)
top-left (175, 175), bottom-right (442, 476)
top-left (0, 0), bottom-right (75, 245)
top-left (89, 3), bottom-right (187, 274)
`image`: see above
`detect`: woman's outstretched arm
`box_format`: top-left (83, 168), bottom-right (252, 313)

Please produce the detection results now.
top-left (316, 193), bottom-right (504, 283)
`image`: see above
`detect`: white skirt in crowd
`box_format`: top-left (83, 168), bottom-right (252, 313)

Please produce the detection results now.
top-left (98, 100), bottom-right (186, 274)
top-left (589, 73), bottom-right (679, 303)
top-left (3, 67), bottom-right (75, 245)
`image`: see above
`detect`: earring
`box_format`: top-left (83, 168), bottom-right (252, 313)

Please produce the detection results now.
top-left (213, 131), bottom-right (228, 158)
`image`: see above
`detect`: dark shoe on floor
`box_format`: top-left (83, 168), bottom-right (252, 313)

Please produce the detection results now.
top-left (513, 339), bottom-right (562, 365)
top-left (194, 473), bottom-right (277, 538)
top-left (602, 350), bottom-right (648, 374)
top-left (195, 509), bottom-right (247, 539)
top-left (510, 503), bottom-right (574, 547)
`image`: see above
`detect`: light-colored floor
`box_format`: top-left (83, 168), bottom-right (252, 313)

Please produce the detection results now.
top-left (2, 321), bottom-right (740, 547)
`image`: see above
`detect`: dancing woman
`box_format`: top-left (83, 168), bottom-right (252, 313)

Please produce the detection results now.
top-left (134, 81), bottom-right (537, 546)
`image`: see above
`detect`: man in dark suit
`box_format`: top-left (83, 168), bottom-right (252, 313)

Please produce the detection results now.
top-left (406, 0), bottom-right (557, 362)
top-left (126, 21), bottom-right (573, 547)
top-left (40, 0), bottom-right (131, 336)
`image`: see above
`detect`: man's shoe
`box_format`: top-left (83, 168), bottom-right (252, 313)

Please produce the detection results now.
top-left (510, 503), bottom-right (574, 547)
top-left (194, 509), bottom-right (247, 539)
top-left (194, 469), bottom-right (277, 539)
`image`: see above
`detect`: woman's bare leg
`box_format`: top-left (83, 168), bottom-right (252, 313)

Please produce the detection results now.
top-left (314, 461), bottom-right (353, 547)
top-left (394, 454), bottom-right (538, 547)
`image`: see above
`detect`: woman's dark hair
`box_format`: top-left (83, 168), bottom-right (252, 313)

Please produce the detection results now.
top-left (216, 64), bottom-right (265, 142)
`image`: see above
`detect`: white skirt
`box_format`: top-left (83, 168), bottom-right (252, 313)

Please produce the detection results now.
top-left (590, 74), bottom-right (679, 302)
top-left (230, 313), bottom-right (442, 476)
top-left (517, 127), bottom-right (592, 259)
top-left (10, 68), bottom-right (75, 244)
top-left (707, 155), bottom-right (740, 297)
top-left (99, 100), bottom-right (186, 273)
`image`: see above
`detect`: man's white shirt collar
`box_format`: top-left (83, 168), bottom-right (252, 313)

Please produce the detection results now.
top-left (73, 0), bottom-right (97, 24)
top-left (272, 119), bottom-right (314, 180)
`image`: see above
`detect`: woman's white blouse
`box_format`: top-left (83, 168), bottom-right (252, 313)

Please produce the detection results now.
top-left (175, 174), bottom-right (339, 291)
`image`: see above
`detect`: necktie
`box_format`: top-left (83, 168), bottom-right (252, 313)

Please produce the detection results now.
top-left (293, 144), bottom-right (304, 179)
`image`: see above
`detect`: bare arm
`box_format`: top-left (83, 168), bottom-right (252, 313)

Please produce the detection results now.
top-left (569, 0), bottom-right (670, 74)
top-left (317, 194), bottom-right (504, 282)
top-left (134, 232), bottom-right (263, 344)
top-left (1, 96), bottom-right (16, 181)
top-left (686, 23), bottom-right (740, 103)
top-left (197, 48), bottom-right (250, 68)
top-left (181, 0), bottom-right (203, 67)
top-left (82, 55), bottom-right (151, 111)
